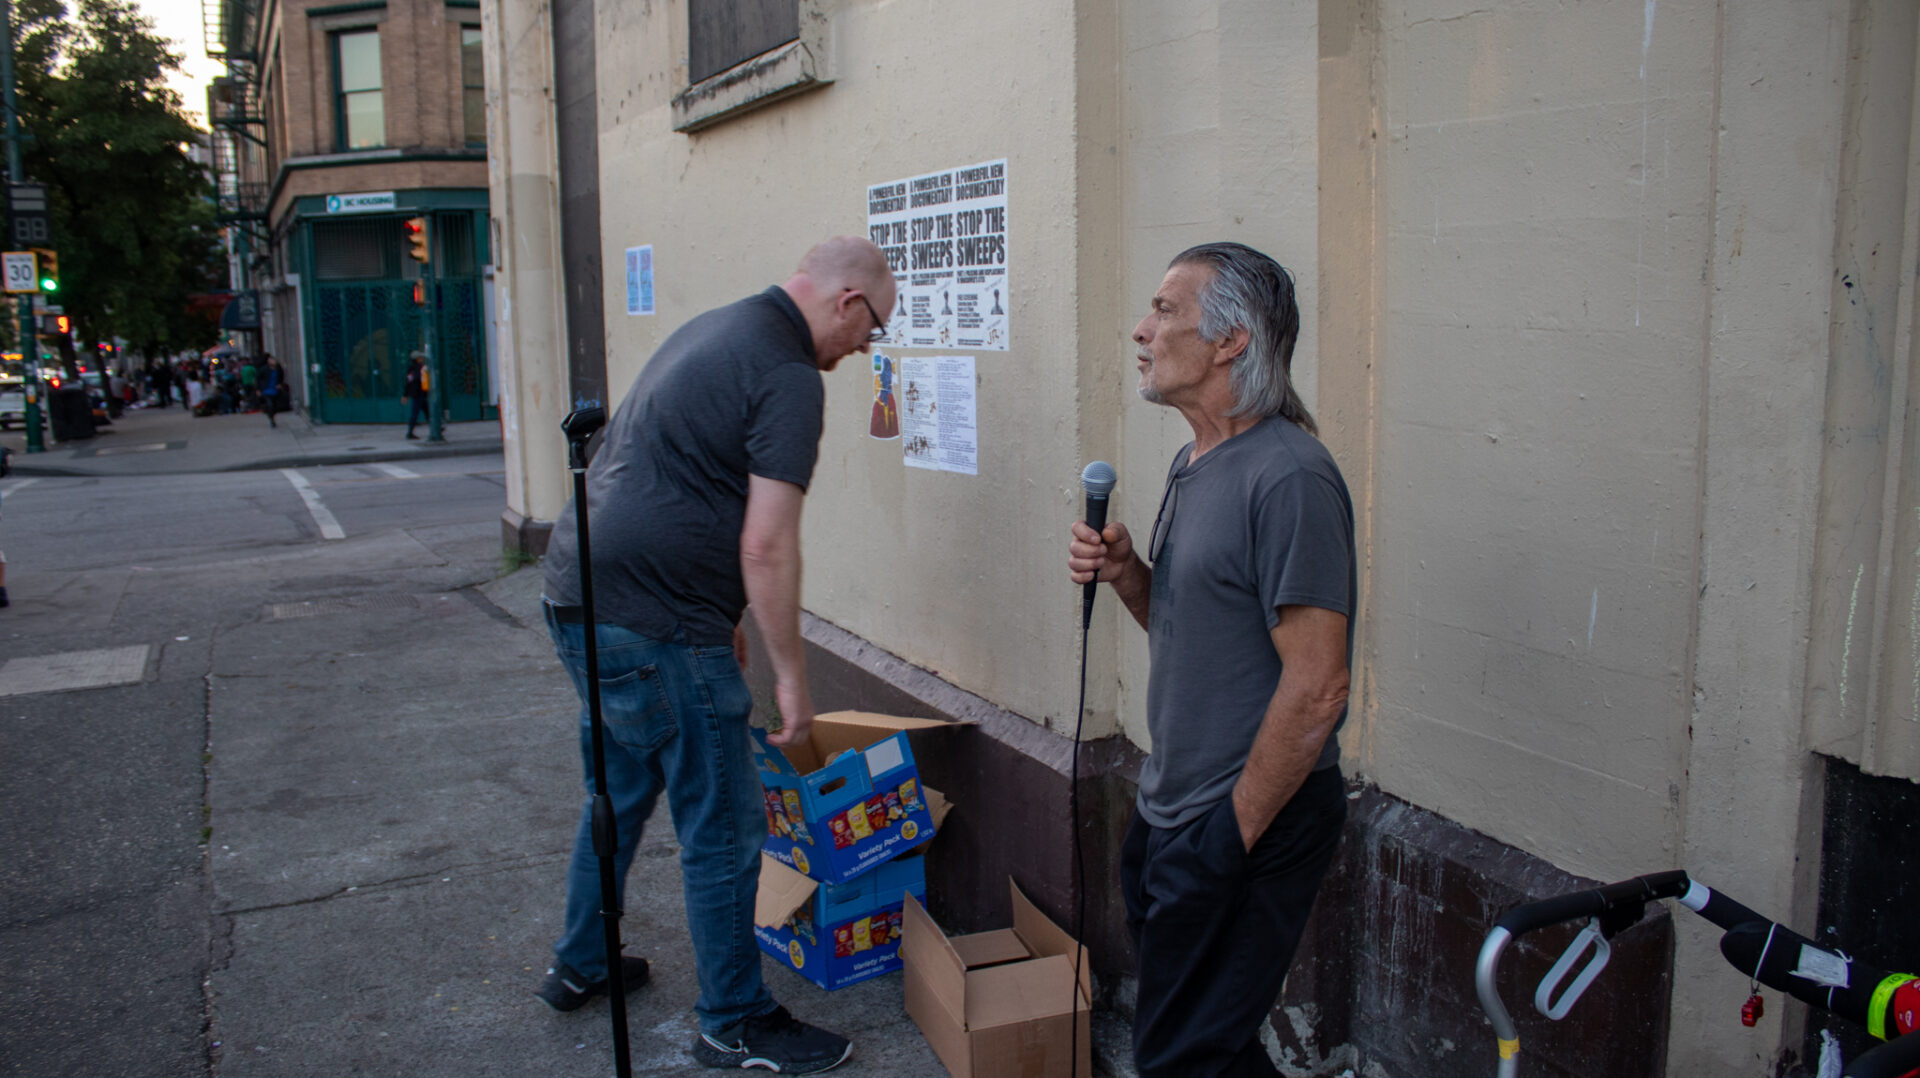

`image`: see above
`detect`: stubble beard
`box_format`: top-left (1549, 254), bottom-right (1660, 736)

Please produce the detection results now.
top-left (1137, 356), bottom-right (1166, 405)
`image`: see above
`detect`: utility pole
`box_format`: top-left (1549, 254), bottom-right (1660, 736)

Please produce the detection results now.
top-left (1, 0), bottom-right (43, 453)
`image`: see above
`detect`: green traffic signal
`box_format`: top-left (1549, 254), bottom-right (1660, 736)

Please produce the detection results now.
top-left (28, 248), bottom-right (57, 293)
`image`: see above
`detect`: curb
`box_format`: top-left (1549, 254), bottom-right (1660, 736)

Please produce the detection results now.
top-left (6, 442), bottom-right (502, 477)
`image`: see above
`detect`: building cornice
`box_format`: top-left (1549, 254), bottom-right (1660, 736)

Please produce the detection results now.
top-left (266, 149), bottom-right (489, 222)
top-left (305, 0), bottom-right (386, 17)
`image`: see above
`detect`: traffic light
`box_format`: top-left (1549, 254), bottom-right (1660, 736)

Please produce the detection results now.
top-left (55, 314), bottom-right (69, 335)
top-left (29, 248), bottom-right (57, 292)
top-left (404, 217), bottom-right (430, 264)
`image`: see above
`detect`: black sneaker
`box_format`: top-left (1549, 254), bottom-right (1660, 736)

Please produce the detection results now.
top-left (533, 954), bottom-right (651, 1012)
top-left (692, 1005), bottom-right (852, 1073)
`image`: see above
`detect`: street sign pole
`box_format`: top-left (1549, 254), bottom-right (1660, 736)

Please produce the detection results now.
top-left (1, 0), bottom-right (42, 453)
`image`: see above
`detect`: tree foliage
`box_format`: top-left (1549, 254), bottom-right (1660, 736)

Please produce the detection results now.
top-left (12, 0), bottom-right (225, 369)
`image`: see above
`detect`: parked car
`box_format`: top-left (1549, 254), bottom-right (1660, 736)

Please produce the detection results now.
top-left (0, 381), bottom-right (22, 430)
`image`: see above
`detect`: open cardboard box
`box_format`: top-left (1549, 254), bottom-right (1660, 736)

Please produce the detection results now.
top-left (753, 851), bottom-right (928, 990)
top-left (752, 711), bottom-right (959, 883)
top-left (902, 879), bottom-right (1092, 1078)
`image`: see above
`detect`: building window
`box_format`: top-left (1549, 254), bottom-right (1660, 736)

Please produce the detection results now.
top-left (688, 0), bottom-right (797, 83)
top-left (333, 29), bottom-right (384, 151)
top-left (312, 218), bottom-right (397, 280)
top-left (461, 27), bottom-right (485, 147)
top-left (672, 0), bottom-right (827, 132)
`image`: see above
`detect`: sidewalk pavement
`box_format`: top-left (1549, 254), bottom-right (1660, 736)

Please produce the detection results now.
top-left (0, 401), bottom-right (502, 476)
top-left (197, 558), bottom-right (960, 1076)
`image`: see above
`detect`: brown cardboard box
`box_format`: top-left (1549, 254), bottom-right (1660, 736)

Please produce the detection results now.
top-left (900, 879), bottom-right (1092, 1078)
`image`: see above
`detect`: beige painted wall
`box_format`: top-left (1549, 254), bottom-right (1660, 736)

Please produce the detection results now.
top-left (1109, 1), bottom-right (1322, 750)
top-left (588, 0), bottom-right (1110, 735)
top-left (483, 1), bottom-right (1920, 1071)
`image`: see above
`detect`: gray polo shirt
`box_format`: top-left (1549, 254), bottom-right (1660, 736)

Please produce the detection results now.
top-left (543, 287), bottom-right (825, 646)
top-left (1137, 415), bottom-right (1357, 829)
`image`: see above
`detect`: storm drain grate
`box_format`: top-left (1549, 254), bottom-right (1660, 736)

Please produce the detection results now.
top-left (0, 645), bottom-right (151, 698)
top-left (267, 595), bottom-right (423, 620)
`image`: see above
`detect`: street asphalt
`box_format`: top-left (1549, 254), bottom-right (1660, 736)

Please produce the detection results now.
top-left (0, 404), bottom-right (1055, 1077)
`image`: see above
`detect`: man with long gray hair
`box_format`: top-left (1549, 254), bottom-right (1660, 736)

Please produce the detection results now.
top-left (1067, 242), bottom-right (1355, 1077)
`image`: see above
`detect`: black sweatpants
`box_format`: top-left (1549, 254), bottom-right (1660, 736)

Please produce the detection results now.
top-left (1121, 766), bottom-right (1347, 1078)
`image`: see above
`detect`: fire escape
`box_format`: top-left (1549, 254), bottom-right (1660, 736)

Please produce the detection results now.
top-left (203, 0), bottom-right (267, 251)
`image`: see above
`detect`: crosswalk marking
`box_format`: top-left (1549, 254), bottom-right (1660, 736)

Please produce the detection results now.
top-left (372, 463), bottom-right (418, 480)
top-left (281, 468), bottom-right (346, 540)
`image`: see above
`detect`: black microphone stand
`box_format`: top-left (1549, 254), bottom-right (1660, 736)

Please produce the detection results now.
top-left (562, 406), bottom-right (632, 1078)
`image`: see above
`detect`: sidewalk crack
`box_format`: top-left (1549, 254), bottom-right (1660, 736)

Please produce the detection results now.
top-left (217, 850), bottom-right (568, 916)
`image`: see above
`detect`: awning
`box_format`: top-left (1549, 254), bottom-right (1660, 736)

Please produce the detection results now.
top-left (219, 291), bottom-right (261, 330)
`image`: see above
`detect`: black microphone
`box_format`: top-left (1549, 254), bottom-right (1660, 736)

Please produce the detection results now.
top-left (1080, 461), bottom-right (1117, 628)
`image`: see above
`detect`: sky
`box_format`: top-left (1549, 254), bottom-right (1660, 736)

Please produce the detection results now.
top-left (138, 0), bottom-right (224, 127)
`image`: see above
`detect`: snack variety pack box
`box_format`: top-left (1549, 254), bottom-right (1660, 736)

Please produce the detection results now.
top-left (751, 712), bottom-right (952, 884)
top-left (753, 851), bottom-right (929, 991)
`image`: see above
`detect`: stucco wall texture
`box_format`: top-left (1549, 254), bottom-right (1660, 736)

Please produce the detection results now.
top-left (483, 0), bottom-right (1920, 1072)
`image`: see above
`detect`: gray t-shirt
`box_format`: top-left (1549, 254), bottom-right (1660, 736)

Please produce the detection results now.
top-left (543, 287), bottom-right (824, 646)
top-left (1137, 415), bottom-right (1357, 829)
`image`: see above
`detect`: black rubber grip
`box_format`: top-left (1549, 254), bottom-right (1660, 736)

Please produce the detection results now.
top-left (1847, 1033), bottom-right (1920, 1078)
top-left (1494, 870), bottom-right (1691, 938)
top-left (1720, 922), bottom-right (1896, 1035)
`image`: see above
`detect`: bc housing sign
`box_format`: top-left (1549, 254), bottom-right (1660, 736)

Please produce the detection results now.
top-left (326, 191), bottom-right (397, 214)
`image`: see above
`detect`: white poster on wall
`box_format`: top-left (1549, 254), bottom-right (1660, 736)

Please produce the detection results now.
top-left (867, 159), bottom-right (1007, 351)
top-left (899, 355), bottom-right (977, 475)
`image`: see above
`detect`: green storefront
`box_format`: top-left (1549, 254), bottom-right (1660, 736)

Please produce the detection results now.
top-left (291, 189), bottom-right (494, 425)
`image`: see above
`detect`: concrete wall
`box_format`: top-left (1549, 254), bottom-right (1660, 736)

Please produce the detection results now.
top-left (479, 0), bottom-right (570, 537)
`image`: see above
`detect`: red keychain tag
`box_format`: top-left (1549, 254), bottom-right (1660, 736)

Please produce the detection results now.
top-left (1741, 994), bottom-right (1764, 1027)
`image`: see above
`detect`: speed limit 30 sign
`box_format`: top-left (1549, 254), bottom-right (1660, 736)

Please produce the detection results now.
top-left (3, 251), bottom-right (38, 293)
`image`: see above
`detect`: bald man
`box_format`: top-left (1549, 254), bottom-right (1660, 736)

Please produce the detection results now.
top-left (537, 237), bottom-right (893, 1073)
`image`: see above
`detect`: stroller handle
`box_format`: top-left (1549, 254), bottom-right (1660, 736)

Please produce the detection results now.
top-left (1476, 870), bottom-right (1917, 1078)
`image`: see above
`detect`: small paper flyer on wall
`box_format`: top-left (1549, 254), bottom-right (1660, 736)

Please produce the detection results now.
top-left (625, 245), bottom-right (654, 316)
top-left (867, 159), bottom-right (1007, 352)
top-left (898, 355), bottom-right (977, 475)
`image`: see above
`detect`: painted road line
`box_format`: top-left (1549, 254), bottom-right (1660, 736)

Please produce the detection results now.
top-left (0, 477), bottom-right (39, 497)
top-left (372, 463), bottom-right (418, 480)
top-left (281, 468), bottom-right (346, 540)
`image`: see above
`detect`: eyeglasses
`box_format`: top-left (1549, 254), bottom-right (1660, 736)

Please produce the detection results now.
top-left (1147, 475), bottom-right (1180, 564)
top-left (851, 290), bottom-right (888, 343)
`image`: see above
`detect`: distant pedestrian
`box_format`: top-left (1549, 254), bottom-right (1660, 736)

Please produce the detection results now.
top-left (403, 351), bottom-right (429, 440)
top-left (262, 356), bottom-right (284, 428)
top-left (240, 358), bottom-right (260, 411)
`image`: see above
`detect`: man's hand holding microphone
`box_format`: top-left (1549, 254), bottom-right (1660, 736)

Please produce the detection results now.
top-left (1068, 461), bottom-right (1152, 631)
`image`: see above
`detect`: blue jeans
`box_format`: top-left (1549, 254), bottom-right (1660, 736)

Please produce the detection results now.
top-left (544, 604), bottom-right (775, 1034)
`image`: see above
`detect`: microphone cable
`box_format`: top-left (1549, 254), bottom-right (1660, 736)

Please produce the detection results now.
top-left (1070, 459), bottom-right (1113, 1078)
top-left (1070, 596), bottom-right (1092, 1078)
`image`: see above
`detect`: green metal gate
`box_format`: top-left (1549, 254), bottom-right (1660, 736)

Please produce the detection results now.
top-left (307, 212), bottom-right (489, 424)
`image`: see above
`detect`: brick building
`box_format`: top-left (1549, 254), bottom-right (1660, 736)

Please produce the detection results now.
top-left (206, 0), bottom-right (494, 424)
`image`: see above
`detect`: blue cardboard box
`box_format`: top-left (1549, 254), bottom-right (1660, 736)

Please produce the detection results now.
top-left (754, 851), bottom-right (928, 991)
top-left (751, 712), bottom-right (950, 884)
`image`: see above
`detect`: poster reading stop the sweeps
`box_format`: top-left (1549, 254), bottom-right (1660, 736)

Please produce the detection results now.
top-left (866, 159), bottom-right (1008, 352)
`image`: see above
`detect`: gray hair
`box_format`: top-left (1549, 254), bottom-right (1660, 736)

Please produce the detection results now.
top-left (1169, 242), bottom-right (1314, 434)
